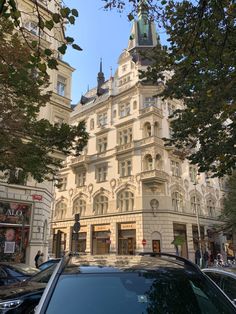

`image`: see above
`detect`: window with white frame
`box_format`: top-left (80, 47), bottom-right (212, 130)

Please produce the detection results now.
top-left (191, 195), bottom-right (201, 214)
top-left (172, 191), bottom-right (184, 212)
top-left (24, 21), bottom-right (39, 35)
top-left (143, 97), bottom-right (156, 108)
top-left (118, 127), bottom-right (132, 145)
top-left (55, 201), bottom-right (67, 219)
top-left (96, 164), bottom-right (108, 182)
top-left (58, 176), bottom-right (67, 191)
top-left (119, 103), bottom-right (130, 117)
top-left (171, 160), bottom-right (181, 177)
top-left (189, 166), bottom-right (197, 183)
top-left (119, 159), bottom-right (132, 177)
top-left (207, 198), bottom-right (215, 217)
top-left (75, 170), bottom-right (86, 187)
top-left (94, 194), bottom-right (108, 215)
top-left (73, 198), bottom-right (86, 216)
top-left (118, 190), bottom-right (134, 212)
top-left (97, 136), bottom-right (107, 153)
top-left (97, 112), bottom-right (107, 127)
top-left (57, 75), bottom-right (66, 96)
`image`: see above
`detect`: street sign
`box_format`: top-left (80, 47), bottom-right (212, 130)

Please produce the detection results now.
top-left (32, 194), bottom-right (43, 201)
top-left (142, 239), bottom-right (147, 246)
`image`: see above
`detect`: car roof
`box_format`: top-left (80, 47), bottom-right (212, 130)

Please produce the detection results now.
top-left (62, 253), bottom-right (201, 275)
top-left (202, 268), bottom-right (236, 278)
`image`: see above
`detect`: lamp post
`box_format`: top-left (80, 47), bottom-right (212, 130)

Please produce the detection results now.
top-left (194, 174), bottom-right (203, 268)
top-left (73, 214), bottom-right (80, 253)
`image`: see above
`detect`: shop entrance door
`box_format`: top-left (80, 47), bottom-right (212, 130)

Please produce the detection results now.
top-left (118, 238), bottom-right (135, 255)
top-left (93, 238), bottom-right (110, 254)
top-left (152, 240), bottom-right (161, 253)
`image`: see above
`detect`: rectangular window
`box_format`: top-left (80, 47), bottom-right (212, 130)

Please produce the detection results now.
top-left (97, 112), bottom-right (107, 127)
top-left (189, 166), bottom-right (197, 183)
top-left (143, 97), bottom-right (156, 108)
top-left (119, 159), bottom-right (132, 177)
top-left (97, 136), bottom-right (107, 153)
top-left (57, 75), bottom-right (66, 96)
top-left (118, 127), bottom-right (132, 145)
top-left (119, 103), bottom-right (130, 118)
top-left (75, 171), bottom-right (86, 187)
top-left (96, 165), bottom-right (108, 182)
top-left (171, 160), bottom-right (181, 177)
top-left (58, 176), bottom-right (67, 191)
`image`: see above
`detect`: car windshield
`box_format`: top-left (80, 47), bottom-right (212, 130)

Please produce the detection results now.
top-left (29, 264), bottom-right (57, 283)
top-left (9, 263), bottom-right (39, 276)
top-left (45, 268), bottom-right (235, 314)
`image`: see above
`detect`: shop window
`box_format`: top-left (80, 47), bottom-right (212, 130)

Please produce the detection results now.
top-left (118, 226), bottom-right (136, 255)
top-left (75, 170), bottom-right (86, 187)
top-left (94, 194), bottom-right (108, 215)
top-left (73, 198), bottom-right (86, 216)
top-left (55, 201), bottom-right (67, 220)
top-left (118, 127), bottom-right (132, 145)
top-left (118, 190), bottom-right (134, 212)
top-left (144, 154), bottom-right (153, 171)
top-left (191, 195), bottom-right (201, 214)
top-left (172, 191), bottom-right (184, 212)
top-left (173, 223), bottom-right (188, 258)
top-left (57, 75), bottom-right (66, 96)
top-left (171, 160), bottom-right (181, 177)
top-left (96, 165), bottom-right (108, 182)
top-left (207, 198), bottom-right (215, 217)
top-left (119, 159), bottom-right (132, 177)
top-left (97, 136), bottom-right (107, 153)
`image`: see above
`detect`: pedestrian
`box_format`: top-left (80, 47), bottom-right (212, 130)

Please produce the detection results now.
top-left (38, 252), bottom-right (44, 267)
top-left (203, 250), bottom-right (209, 268)
top-left (34, 250), bottom-right (41, 268)
top-left (195, 248), bottom-right (201, 266)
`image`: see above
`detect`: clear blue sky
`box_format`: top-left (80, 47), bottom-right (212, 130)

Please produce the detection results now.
top-left (64, 0), bottom-right (132, 104)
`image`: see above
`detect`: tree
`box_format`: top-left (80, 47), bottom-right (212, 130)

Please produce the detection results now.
top-left (0, 18), bottom-right (88, 184)
top-left (0, 0), bottom-right (82, 71)
top-left (103, 0), bottom-right (236, 177)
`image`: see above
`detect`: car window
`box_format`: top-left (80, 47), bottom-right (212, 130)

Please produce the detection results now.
top-left (45, 270), bottom-right (235, 314)
top-left (221, 275), bottom-right (236, 300)
top-left (30, 264), bottom-right (57, 283)
top-left (204, 272), bottom-right (222, 287)
top-left (39, 261), bottom-right (55, 271)
top-left (8, 264), bottom-right (39, 276)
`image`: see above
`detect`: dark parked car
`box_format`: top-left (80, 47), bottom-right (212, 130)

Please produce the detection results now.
top-left (0, 263), bottom-right (39, 286)
top-left (202, 268), bottom-right (236, 304)
top-left (0, 263), bottom-right (56, 313)
top-left (35, 253), bottom-right (236, 314)
top-left (38, 258), bottom-right (60, 271)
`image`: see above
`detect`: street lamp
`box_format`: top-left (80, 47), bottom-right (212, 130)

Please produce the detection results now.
top-left (193, 174), bottom-right (203, 268)
top-left (73, 214), bottom-right (80, 253)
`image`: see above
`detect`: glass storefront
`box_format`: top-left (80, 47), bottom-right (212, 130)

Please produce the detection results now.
top-left (70, 226), bottom-right (87, 253)
top-left (92, 225), bottom-right (110, 255)
top-left (0, 201), bottom-right (31, 262)
top-left (118, 223), bottom-right (136, 255)
top-left (52, 230), bottom-right (67, 257)
top-left (173, 223), bottom-right (188, 258)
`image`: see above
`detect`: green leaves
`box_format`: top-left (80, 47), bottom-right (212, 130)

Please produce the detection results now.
top-left (72, 44), bottom-right (82, 51)
top-left (58, 43), bottom-right (67, 55)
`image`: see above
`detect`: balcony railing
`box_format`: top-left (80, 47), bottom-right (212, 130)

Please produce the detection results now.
top-left (139, 106), bottom-right (162, 117)
top-left (116, 142), bottom-right (134, 153)
top-left (140, 169), bottom-right (168, 182)
top-left (137, 136), bottom-right (163, 147)
top-left (70, 155), bottom-right (88, 166)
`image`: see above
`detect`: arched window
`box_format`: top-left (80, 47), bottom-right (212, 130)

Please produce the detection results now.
top-left (191, 195), bottom-right (201, 214)
top-left (94, 194), bottom-right (108, 215)
top-left (118, 190), bottom-right (134, 212)
top-left (73, 198), bottom-right (86, 216)
top-left (207, 198), bottom-right (215, 217)
top-left (155, 154), bottom-right (162, 169)
top-left (90, 119), bottom-right (94, 130)
top-left (144, 122), bottom-right (151, 137)
top-left (153, 122), bottom-right (159, 137)
top-left (55, 201), bottom-right (67, 220)
top-left (172, 191), bottom-right (183, 212)
top-left (144, 154), bottom-right (153, 171)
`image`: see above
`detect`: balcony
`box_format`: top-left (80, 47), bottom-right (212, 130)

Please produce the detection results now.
top-left (139, 106), bottom-right (162, 118)
top-left (140, 169), bottom-right (168, 183)
top-left (136, 136), bottom-right (163, 148)
top-left (116, 142), bottom-right (134, 154)
top-left (70, 155), bottom-right (88, 167)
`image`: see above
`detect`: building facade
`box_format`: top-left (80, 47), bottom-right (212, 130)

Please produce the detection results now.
top-left (52, 7), bottom-right (229, 262)
top-left (0, 0), bottom-right (73, 265)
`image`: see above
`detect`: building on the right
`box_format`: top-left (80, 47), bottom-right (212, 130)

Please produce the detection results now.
top-left (51, 2), bottom-right (232, 263)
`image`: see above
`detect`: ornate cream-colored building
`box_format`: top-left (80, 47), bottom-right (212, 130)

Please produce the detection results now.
top-left (52, 7), bottom-right (228, 262)
top-left (0, 0), bottom-right (73, 265)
